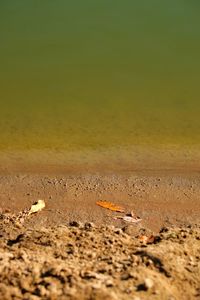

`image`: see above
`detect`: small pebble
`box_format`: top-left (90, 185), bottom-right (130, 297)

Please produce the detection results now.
top-left (69, 221), bottom-right (80, 227)
top-left (144, 278), bottom-right (154, 290)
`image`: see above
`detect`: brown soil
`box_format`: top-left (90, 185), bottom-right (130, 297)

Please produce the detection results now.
top-left (0, 172), bottom-right (200, 231)
top-left (0, 171), bottom-right (200, 299)
top-left (0, 218), bottom-right (200, 300)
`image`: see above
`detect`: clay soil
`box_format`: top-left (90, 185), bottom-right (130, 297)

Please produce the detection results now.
top-left (0, 171), bottom-right (200, 299)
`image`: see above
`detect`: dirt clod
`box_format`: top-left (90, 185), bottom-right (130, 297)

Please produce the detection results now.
top-left (0, 214), bottom-right (199, 300)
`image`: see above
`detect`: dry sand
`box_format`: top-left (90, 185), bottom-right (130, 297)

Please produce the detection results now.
top-left (0, 218), bottom-right (199, 300)
top-left (0, 171), bottom-right (200, 231)
top-left (0, 170), bottom-right (200, 299)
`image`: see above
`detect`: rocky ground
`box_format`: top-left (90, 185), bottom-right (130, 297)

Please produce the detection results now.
top-left (0, 172), bottom-right (200, 299)
top-left (0, 212), bottom-right (199, 300)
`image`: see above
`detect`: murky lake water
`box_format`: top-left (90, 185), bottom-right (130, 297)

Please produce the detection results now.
top-left (0, 1), bottom-right (200, 169)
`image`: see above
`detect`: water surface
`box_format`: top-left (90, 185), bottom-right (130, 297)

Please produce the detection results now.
top-left (0, 1), bottom-right (200, 169)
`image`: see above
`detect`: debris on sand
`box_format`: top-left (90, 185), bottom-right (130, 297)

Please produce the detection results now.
top-left (0, 200), bottom-right (46, 227)
top-left (114, 215), bottom-right (142, 223)
top-left (114, 211), bottom-right (142, 224)
top-left (96, 202), bottom-right (142, 224)
top-left (28, 199), bottom-right (46, 215)
top-left (96, 200), bottom-right (125, 212)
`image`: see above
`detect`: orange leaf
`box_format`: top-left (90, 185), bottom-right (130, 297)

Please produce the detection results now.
top-left (96, 201), bottom-right (125, 213)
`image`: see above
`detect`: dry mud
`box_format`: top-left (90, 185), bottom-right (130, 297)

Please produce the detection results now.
top-left (0, 216), bottom-right (200, 300)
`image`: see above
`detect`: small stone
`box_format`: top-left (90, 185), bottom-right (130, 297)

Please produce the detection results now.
top-left (124, 288), bottom-right (132, 294)
top-left (120, 273), bottom-right (131, 280)
top-left (121, 259), bottom-right (132, 266)
top-left (114, 228), bottom-right (123, 235)
top-left (15, 222), bottom-right (23, 229)
top-left (84, 222), bottom-right (95, 230)
top-left (80, 271), bottom-right (98, 279)
top-left (168, 232), bottom-right (177, 239)
top-left (129, 271), bottom-right (138, 279)
top-left (91, 282), bottom-right (102, 290)
top-left (144, 278), bottom-right (154, 290)
top-left (105, 280), bottom-right (114, 287)
top-left (137, 278), bottom-right (154, 291)
top-left (69, 221), bottom-right (80, 227)
top-left (160, 227), bottom-right (169, 233)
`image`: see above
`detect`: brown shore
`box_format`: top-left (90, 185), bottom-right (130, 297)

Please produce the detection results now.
top-left (0, 165), bottom-right (200, 299)
top-left (0, 170), bottom-right (200, 231)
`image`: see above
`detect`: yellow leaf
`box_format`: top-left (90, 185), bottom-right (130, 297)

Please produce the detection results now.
top-left (29, 200), bottom-right (46, 215)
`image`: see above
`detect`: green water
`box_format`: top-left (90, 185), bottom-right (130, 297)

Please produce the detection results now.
top-left (1, 1), bottom-right (200, 159)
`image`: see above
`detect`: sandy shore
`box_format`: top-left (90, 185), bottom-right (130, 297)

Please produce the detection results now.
top-left (0, 170), bottom-right (200, 299)
top-left (0, 171), bottom-right (200, 231)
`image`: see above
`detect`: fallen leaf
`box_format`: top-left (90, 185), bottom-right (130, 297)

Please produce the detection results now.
top-left (28, 200), bottom-right (46, 215)
top-left (114, 215), bottom-right (142, 223)
top-left (96, 201), bottom-right (125, 213)
top-left (139, 235), bottom-right (155, 244)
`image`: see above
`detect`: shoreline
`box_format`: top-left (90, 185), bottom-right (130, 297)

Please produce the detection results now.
top-left (1, 145), bottom-right (200, 174)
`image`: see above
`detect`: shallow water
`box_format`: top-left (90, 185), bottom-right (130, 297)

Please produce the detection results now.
top-left (0, 1), bottom-right (200, 166)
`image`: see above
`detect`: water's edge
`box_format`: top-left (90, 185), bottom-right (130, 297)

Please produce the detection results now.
top-left (1, 146), bottom-right (200, 174)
